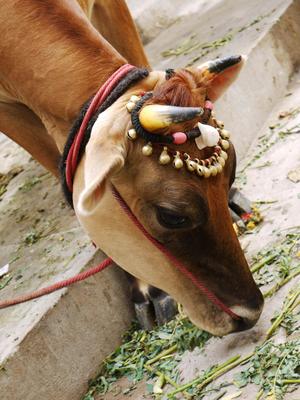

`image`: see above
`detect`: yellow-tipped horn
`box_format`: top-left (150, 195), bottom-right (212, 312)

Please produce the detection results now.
top-left (139, 104), bottom-right (204, 132)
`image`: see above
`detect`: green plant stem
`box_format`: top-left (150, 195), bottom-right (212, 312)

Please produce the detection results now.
top-left (167, 354), bottom-right (244, 397)
top-left (263, 267), bottom-right (300, 298)
top-left (282, 379), bottom-right (300, 384)
top-left (266, 289), bottom-right (300, 339)
top-left (250, 254), bottom-right (278, 274)
top-left (255, 389), bottom-right (263, 399)
top-left (146, 344), bottom-right (178, 366)
top-left (145, 365), bottom-right (191, 399)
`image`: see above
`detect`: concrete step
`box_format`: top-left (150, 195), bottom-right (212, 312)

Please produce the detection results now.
top-left (144, 0), bottom-right (300, 160)
top-left (0, 138), bottom-right (134, 400)
top-left (1, 0), bottom-right (300, 399)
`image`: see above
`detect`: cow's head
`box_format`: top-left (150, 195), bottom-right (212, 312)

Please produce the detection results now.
top-left (73, 56), bottom-right (264, 336)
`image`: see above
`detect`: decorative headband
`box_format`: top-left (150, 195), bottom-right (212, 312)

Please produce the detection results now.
top-left (125, 92), bottom-right (231, 179)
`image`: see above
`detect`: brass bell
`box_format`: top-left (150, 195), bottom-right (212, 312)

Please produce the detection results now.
top-left (220, 129), bottom-right (230, 139)
top-left (159, 147), bottom-right (171, 165)
top-left (217, 156), bottom-right (226, 167)
top-left (210, 165), bottom-right (218, 176)
top-left (203, 166), bottom-right (211, 178)
top-left (221, 139), bottom-right (230, 150)
top-left (173, 152), bottom-right (184, 169)
top-left (142, 142), bottom-right (153, 156)
top-left (127, 128), bottom-right (137, 140)
top-left (220, 150), bottom-right (228, 160)
top-left (196, 164), bottom-right (205, 176)
top-left (216, 163), bottom-right (223, 173)
top-left (184, 154), bottom-right (195, 172)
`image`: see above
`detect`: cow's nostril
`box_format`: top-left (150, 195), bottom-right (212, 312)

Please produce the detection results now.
top-left (235, 316), bottom-right (256, 332)
top-left (248, 291), bottom-right (264, 310)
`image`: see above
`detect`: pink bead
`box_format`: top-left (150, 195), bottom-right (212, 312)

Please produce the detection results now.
top-left (172, 132), bottom-right (187, 144)
top-left (204, 100), bottom-right (214, 110)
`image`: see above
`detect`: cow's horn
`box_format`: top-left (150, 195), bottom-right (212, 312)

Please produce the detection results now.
top-left (139, 104), bottom-right (204, 132)
top-left (198, 55), bottom-right (244, 76)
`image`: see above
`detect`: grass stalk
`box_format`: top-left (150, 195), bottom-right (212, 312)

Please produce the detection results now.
top-left (266, 289), bottom-right (300, 339)
top-left (146, 344), bottom-right (178, 366)
top-left (263, 267), bottom-right (300, 298)
top-left (167, 354), bottom-right (244, 398)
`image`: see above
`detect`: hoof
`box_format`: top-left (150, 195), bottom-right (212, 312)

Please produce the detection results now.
top-left (134, 301), bottom-right (155, 331)
top-left (151, 293), bottom-right (178, 326)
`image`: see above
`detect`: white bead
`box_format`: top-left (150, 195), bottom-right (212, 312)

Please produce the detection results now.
top-left (210, 166), bottom-right (218, 176)
top-left (130, 95), bottom-right (140, 103)
top-left (126, 102), bottom-right (136, 112)
top-left (196, 123), bottom-right (220, 150)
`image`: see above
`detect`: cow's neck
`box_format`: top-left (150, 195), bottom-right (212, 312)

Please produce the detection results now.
top-left (2, 1), bottom-right (126, 152)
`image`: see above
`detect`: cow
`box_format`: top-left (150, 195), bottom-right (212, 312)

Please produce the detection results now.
top-left (0, 0), bottom-right (263, 336)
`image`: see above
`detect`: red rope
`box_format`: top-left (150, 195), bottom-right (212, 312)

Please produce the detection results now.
top-left (0, 64), bottom-right (240, 321)
top-left (110, 185), bottom-right (240, 320)
top-left (66, 64), bottom-right (135, 191)
top-left (0, 258), bottom-right (112, 309)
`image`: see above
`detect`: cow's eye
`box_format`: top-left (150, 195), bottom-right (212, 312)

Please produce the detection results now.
top-left (156, 206), bottom-right (190, 229)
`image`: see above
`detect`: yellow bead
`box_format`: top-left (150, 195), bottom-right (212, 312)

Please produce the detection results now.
top-left (126, 101), bottom-right (136, 112)
top-left (221, 139), bottom-right (230, 150)
top-left (159, 147), bottom-right (171, 165)
top-left (217, 120), bottom-right (224, 128)
top-left (127, 128), bottom-right (137, 140)
top-left (220, 150), bottom-right (228, 160)
top-left (142, 143), bottom-right (153, 156)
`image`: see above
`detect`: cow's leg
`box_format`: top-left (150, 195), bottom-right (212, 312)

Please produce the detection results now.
top-left (0, 102), bottom-right (60, 177)
top-left (126, 274), bottom-right (177, 329)
top-left (90, 0), bottom-right (149, 68)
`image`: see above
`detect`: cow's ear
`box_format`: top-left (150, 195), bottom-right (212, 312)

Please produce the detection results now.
top-left (76, 110), bottom-right (126, 216)
top-left (196, 55), bottom-right (246, 101)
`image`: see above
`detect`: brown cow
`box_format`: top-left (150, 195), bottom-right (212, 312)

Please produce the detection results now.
top-left (0, 0), bottom-right (263, 335)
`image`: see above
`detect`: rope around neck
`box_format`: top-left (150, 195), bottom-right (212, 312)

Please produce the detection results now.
top-left (0, 64), bottom-right (240, 321)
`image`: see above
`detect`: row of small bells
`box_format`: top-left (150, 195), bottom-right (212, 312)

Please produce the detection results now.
top-left (126, 95), bottom-right (231, 179)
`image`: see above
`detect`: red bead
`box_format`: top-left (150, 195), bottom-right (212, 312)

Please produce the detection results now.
top-left (139, 91), bottom-right (146, 96)
top-left (172, 132), bottom-right (187, 144)
top-left (204, 100), bottom-right (214, 110)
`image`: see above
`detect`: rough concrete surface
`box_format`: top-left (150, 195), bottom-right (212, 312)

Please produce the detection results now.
top-left (0, 0), bottom-right (299, 399)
